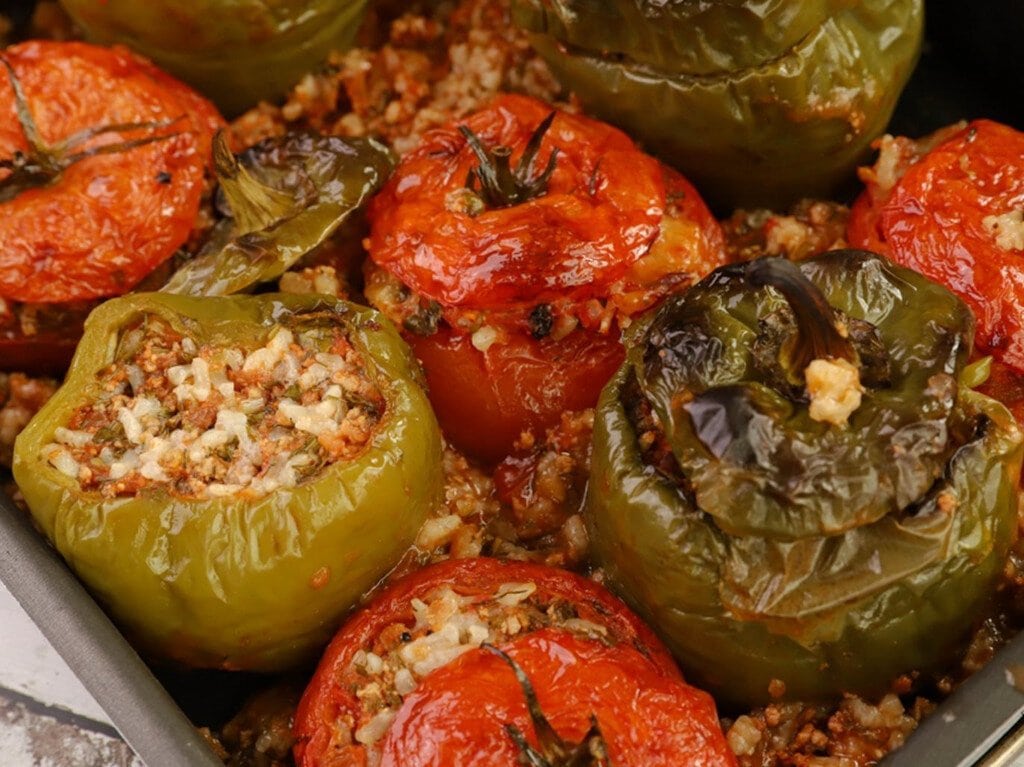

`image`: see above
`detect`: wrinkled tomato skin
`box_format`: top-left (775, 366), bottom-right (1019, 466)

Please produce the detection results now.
top-left (408, 327), bottom-right (624, 464)
top-left (848, 120), bottom-right (1024, 371)
top-left (367, 93), bottom-right (666, 310)
top-left (381, 629), bottom-right (737, 767)
top-left (0, 41), bottom-right (223, 303)
top-left (292, 558), bottom-right (681, 767)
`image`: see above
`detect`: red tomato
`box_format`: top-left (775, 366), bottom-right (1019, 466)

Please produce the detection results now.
top-left (292, 557), bottom-right (696, 767)
top-left (408, 327), bottom-right (623, 465)
top-left (380, 629), bottom-right (736, 767)
top-left (366, 96), bottom-right (724, 462)
top-left (848, 120), bottom-right (1024, 370)
top-left (0, 325), bottom-right (83, 376)
top-left (367, 94), bottom-right (665, 309)
top-left (0, 41), bottom-right (223, 303)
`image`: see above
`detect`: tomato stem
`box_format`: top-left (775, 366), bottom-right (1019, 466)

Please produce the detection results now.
top-left (460, 111), bottom-right (559, 208)
top-left (483, 644), bottom-right (613, 767)
top-left (0, 56), bottom-right (183, 204)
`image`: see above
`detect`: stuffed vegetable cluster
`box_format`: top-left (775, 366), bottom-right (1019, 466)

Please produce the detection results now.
top-left (3, 1), bottom-right (1024, 765)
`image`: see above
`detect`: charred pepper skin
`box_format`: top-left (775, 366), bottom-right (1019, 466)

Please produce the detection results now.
top-left (163, 131), bottom-right (395, 298)
top-left (586, 251), bottom-right (1023, 706)
top-left (57, 0), bottom-right (369, 116)
top-left (514, 0), bottom-right (923, 210)
top-left (12, 293), bottom-right (443, 672)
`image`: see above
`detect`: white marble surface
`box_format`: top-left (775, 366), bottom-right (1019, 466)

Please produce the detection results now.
top-left (0, 580), bottom-right (143, 766)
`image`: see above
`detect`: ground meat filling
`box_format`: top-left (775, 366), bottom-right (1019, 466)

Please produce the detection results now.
top-left (340, 581), bottom-right (611, 751)
top-left (724, 693), bottom-right (933, 767)
top-left (41, 315), bottom-right (384, 499)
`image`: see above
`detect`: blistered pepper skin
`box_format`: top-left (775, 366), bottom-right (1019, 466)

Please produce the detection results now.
top-left (586, 252), bottom-right (1023, 705)
top-left (13, 293), bottom-right (443, 672)
top-left (162, 132), bottom-right (395, 298)
top-left (515, 0), bottom-right (923, 210)
top-left (58, 0), bottom-right (369, 116)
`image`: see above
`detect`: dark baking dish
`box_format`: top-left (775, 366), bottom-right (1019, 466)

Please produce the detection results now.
top-left (2, 4), bottom-right (1024, 766)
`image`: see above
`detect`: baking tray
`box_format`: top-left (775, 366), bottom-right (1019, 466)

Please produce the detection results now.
top-left (3, 4), bottom-right (1024, 766)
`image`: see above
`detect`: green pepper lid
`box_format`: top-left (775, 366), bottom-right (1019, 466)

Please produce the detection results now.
top-left (162, 131), bottom-right (395, 298)
top-left (58, 0), bottom-right (369, 116)
top-left (587, 251), bottom-right (1023, 705)
top-left (516, 0), bottom-right (924, 210)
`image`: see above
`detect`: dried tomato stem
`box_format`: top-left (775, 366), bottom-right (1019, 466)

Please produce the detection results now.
top-left (0, 55), bottom-right (182, 204)
top-left (460, 111), bottom-right (559, 208)
top-left (484, 644), bottom-right (613, 767)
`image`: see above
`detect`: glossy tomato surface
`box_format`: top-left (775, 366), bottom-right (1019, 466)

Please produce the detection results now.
top-left (367, 93), bottom-right (666, 310)
top-left (366, 96), bottom-right (725, 462)
top-left (848, 120), bottom-right (1024, 370)
top-left (380, 629), bottom-right (737, 767)
top-left (0, 41), bottom-right (223, 303)
top-left (292, 557), bottom-right (685, 766)
top-left (408, 327), bottom-right (624, 464)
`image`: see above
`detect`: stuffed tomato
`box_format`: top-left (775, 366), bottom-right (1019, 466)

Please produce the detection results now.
top-left (293, 557), bottom-right (736, 767)
top-left (365, 94), bottom-right (725, 463)
top-left (0, 40), bottom-right (223, 373)
top-left (849, 120), bottom-right (1024, 389)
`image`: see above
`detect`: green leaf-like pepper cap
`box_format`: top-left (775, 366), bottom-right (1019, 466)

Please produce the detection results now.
top-left (12, 292), bottom-right (443, 672)
top-left (586, 250), bottom-right (1023, 705)
top-left (162, 131), bottom-right (395, 298)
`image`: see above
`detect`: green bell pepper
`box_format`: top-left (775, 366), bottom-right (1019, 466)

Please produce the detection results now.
top-left (162, 131), bottom-right (394, 298)
top-left (13, 292), bottom-right (442, 671)
top-left (57, 0), bottom-right (369, 116)
top-left (586, 250), bottom-right (1023, 705)
top-left (514, 0), bottom-right (923, 210)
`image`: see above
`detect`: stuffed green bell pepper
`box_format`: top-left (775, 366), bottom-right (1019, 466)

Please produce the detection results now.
top-left (514, 0), bottom-right (923, 210)
top-left (57, 0), bottom-right (369, 116)
top-left (586, 250), bottom-right (1023, 706)
top-left (13, 292), bottom-right (442, 671)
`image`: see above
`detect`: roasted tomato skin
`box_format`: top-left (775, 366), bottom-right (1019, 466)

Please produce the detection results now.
top-left (367, 95), bottom-right (724, 462)
top-left (367, 93), bottom-right (666, 310)
top-left (292, 557), bottom-right (685, 767)
top-left (380, 629), bottom-right (737, 767)
top-left (848, 119), bottom-right (1024, 371)
top-left (0, 41), bottom-right (223, 304)
top-left (407, 327), bottom-right (624, 465)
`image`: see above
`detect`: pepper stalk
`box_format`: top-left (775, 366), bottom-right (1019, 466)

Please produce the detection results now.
top-left (746, 258), bottom-right (864, 425)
